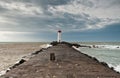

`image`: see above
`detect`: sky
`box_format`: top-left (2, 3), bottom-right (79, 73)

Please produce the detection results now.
top-left (0, 0), bottom-right (120, 42)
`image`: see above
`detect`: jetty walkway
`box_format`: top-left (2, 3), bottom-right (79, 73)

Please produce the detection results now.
top-left (1, 43), bottom-right (120, 78)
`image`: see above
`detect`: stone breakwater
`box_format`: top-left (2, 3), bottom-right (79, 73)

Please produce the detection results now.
top-left (1, 42), bottom-right (120, 78)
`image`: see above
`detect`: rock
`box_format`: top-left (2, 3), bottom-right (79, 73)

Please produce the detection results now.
top-left (10, 59), bottom-right (26, 69)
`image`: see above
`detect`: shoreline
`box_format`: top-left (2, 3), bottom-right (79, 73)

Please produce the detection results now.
top-left (73, 46), bottom-right (120, 74)
top-left (0, 43), bottom-right (49, 76)
top-left (0, 42), bottom-right (120, 77)
top-left (1, 42), bottom-right (120, 78)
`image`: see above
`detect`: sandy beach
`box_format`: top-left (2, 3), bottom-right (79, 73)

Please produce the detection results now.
top-left (0, 42), bottom-right (47, 75)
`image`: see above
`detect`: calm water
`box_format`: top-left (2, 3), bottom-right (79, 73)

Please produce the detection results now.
top-left (78, 42), bottom-right (120, 72)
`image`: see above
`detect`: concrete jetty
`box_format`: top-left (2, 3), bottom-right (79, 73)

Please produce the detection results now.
top-left (1, 43), bottom-right (120, 78)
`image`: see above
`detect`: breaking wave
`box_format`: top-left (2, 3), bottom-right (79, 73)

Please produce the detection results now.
top-left (85, 44), bottom-right (120, 50)
top-left (108, 64), bottom-right (120, 73)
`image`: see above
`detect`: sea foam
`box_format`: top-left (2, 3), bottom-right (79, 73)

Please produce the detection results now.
top-left (88, 44), bottom-right (120, 50)
top-left (108, 64), bottom-right (120, 73)
top-left (97, 45), bottom-right (120, 49)
top-left (40, 44), bottom-right (52, 48)
top-left (0, 44), bottom-right (52, 76)
top-left (114, 64), bottom-right (120, 72)
top-left (0, 70), bottom-right (6, 76)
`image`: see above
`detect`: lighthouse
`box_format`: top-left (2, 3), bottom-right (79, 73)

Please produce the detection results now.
top-left (57, 30), bottom-right (62, 42)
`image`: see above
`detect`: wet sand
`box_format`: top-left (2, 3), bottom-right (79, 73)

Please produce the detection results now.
top-left (0, 42), bottom-right (47, 75)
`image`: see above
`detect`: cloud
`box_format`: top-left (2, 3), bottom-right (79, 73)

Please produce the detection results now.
top-left (0, 0), bottom-right (43, 16)
top-left (0, 0), bottom-right (120, 41)
top-left (0, 31), bottom-right (29, 42)
top-left (0, 31), bottom-right (46, 42)
top-left (48, 0), bottom-right (120, 18)
top-left (0, 16), bottom-right (18, 25)
top-left (47, 0), bottom-right (120, 31)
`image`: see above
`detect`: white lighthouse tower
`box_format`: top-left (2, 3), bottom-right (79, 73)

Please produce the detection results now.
top-left (57, 30), bottom-right (62, 43)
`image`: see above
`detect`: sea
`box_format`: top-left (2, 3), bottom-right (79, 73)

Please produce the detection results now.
top-left (0, 42), bottom-right (120, 75)
top-left (78, 42), bottom-right (120, 73)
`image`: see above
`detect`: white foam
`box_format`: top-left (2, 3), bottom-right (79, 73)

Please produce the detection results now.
top-left (114, 64), bottom-right (120, 72)
top-left (40, 44), bottom-right (52, 48)
top-left (72, 46), bottom-right (80, 51)
top-left (0, 70), bottom-right (6, 76)
top-left (108, 64), bottom-right (113, 68)
top-left (98, 45), bottom-right (120, 49)
top-left (108, 64), bottom-right (120, 73)
top-left (87, 44), bottom-right (120, 50)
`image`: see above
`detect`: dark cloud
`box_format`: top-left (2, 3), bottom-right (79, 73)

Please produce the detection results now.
top-left (38, 0), bottom-right (71, 6)
top-left (74, 0), bottom-right (94, 7)
top-left (0, 0), bottom-right (120, 41)
top-left (0, 0), bottom-right (119, 32)
top-left (18, 0), bottom-right (71, 8)
top-left (0, 7), bottom-right (8, 13)
top-left (110, 0), bottom-right (120, 6)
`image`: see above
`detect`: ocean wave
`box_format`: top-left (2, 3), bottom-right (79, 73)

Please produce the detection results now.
top-left (108, 64), bottom-right (120, 73)
top-left (0, 44), bottom-right (52, 76)
top-left (40, 44), bottom-right (52, 48)
top-left (96, 45), bottom-right (120, 49)
top-left (74, 46), bottom-right (120, 73)
top-left (0, 70), bottom-right (6, 76)
top-left (82, 44), bottom-right (120, 50)
top-left (115, 64), bottom-right (120, 72)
